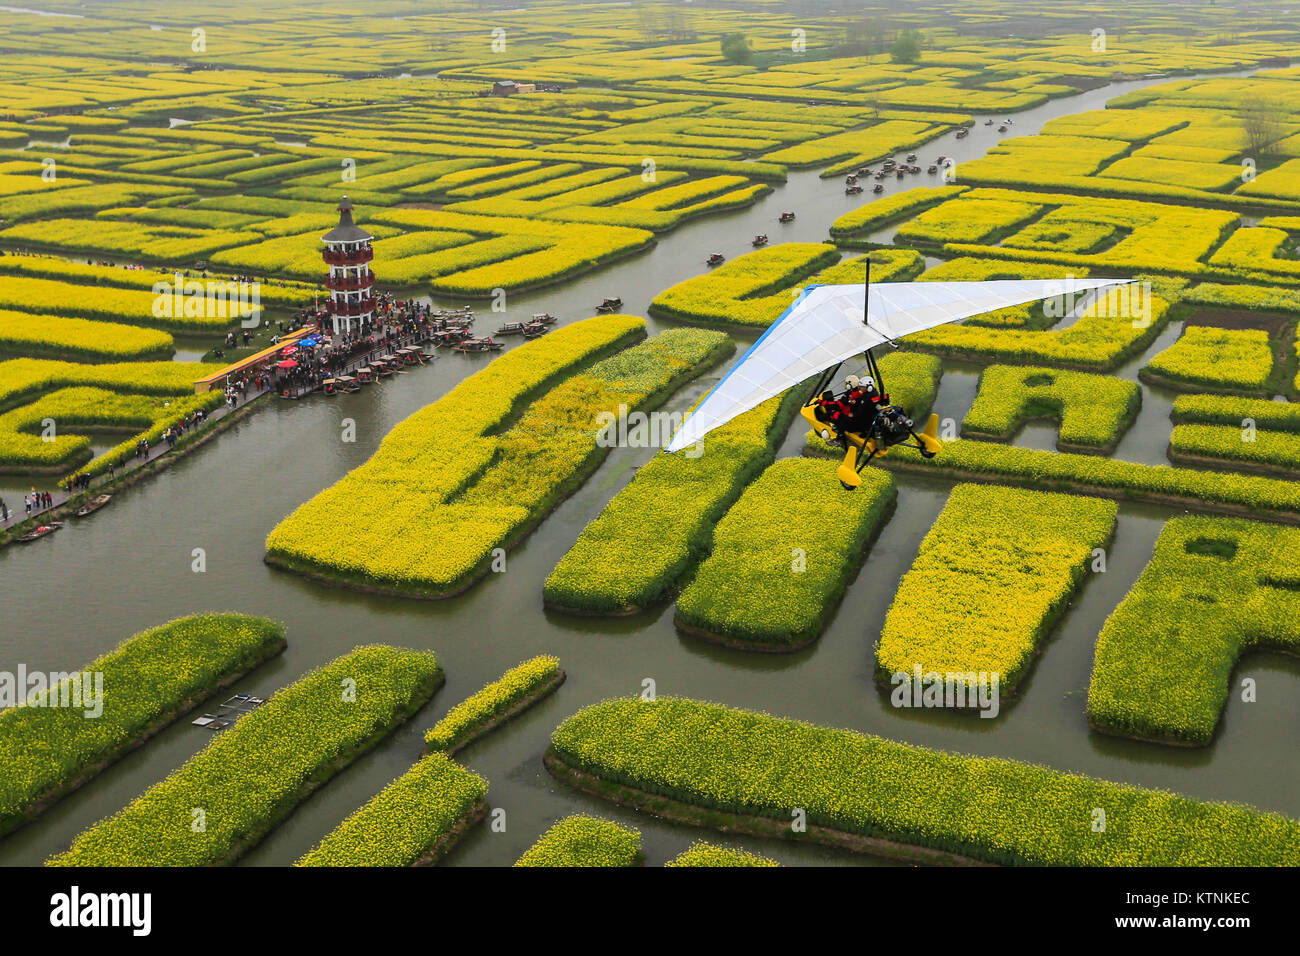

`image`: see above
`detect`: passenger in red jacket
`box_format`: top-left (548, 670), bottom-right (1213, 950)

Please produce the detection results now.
top-left (842, 375), bottom-right (884, 435)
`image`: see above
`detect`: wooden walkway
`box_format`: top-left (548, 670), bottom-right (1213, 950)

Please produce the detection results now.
top-left (0, 388), bottom-right (258, 532)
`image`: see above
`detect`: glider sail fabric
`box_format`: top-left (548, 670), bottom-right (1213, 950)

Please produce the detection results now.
top-left (662, 277), bottom-right (1132, 453)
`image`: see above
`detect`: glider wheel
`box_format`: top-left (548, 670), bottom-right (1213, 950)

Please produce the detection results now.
top-left (840, 480), bottom-right (857, 491)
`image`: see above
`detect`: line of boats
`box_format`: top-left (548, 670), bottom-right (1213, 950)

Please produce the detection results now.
top-left (322, 346), bottom-right (433, 393)
top-left (846, 153), bottom-right (957, 195)
top-left (840, 115), bottom-right (1016, 200)
top-left (429, 310), bottom-right (562, 353)
top-left (705, 213), bottom-right (795, 266)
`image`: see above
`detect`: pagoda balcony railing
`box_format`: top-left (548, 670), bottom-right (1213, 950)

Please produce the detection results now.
top-left (322, 246), bottom-right (373, 265)
top-left (329, 297), bottom-right (377, 317)
top-left (324, 273), bottom-right (376, 291)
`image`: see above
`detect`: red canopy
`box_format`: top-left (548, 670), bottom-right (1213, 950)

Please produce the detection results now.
top-left (276, 359), bottom-right (298, 369)
top-left (280, 345), bottom-right (298, 354)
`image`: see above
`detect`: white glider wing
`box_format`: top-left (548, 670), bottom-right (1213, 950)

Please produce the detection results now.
top-left (662, 277), bottom-right (1131, 453)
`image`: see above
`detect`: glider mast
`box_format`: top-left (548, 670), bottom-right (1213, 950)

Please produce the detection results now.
top-left (861, 257), bottom-right (887, 393)
top-left (860, 257), bottom-right (900, 352)
top-left (862, 256), bottom-right (870, 328)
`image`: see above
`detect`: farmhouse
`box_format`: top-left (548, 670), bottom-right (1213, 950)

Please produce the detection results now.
top-left (491, 79), bottom-right (536, 96)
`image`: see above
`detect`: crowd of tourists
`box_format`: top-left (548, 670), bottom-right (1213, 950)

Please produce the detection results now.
top-left (12, 490), bottom-right (53, 517)
top-left (161, 410), bottom-right (206, 447)
top-left (217, 293), bottom-right (443, 400)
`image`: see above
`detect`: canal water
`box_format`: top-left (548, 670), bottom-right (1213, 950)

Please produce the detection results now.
top-left (2, 67), bottom-right (1296, 868)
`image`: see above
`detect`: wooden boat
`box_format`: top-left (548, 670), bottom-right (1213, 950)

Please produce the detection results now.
top-left (522, 323), bottom-right (548, 339)
top-left (779, 211), bottom-right (796, 222)
top-left (707, 253), bottom-right (725, 267)
top-left (432, 317), bottom-right (473, 333)
top-left (75, 494), bottom-right (112, 517)
top-left (17, 522), bottom-right (61, 543)
top-left (336, 375), bottom-right (361, 392)
top-left (433, 329), bottom-right (472, 346)
top-left (495, 322), bottom-right (528, 335)
top-left (453, 337), bottom-right (504, 352)
top-left (873, 183), bottom-right (884, 193)
top-left (751, 234), bottom-right (769, 247)
top-left (530, 313), bottom-right (557, 325)
top-left (845, 185), bottom-right (863, 195)
top-left (595, 296), bottom-right (623, 313)
top-left (956, 128), bottom-right (969, 138)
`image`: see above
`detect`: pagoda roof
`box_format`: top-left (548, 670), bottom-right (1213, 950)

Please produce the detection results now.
top-left (322, 196), bottom-right (373, 243)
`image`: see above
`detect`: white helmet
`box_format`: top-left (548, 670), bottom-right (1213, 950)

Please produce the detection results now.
top-left (844, 375), bottom-right (860, 389)
top-left (862, 375), bottom-right (876, 390)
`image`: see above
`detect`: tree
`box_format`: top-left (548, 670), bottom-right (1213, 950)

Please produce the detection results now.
top-left (1240, 96), bottom-right (1288, 157)
top-left (720, 33), bottom-right (753, 65)
top-left (889, 29), bottom-right (924, 64)
top-left (843, 16), bottom-right (887, 58)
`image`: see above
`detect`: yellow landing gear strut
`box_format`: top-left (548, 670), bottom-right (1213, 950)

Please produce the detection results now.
top-left (802, 403), bottom-right (942, 490)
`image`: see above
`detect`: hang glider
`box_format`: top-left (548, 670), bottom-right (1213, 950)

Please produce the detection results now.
top-left (662, 277), bottom-right (1134, 455)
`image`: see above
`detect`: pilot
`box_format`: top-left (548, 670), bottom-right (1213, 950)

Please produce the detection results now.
top-left (842, 375), bottom-right (882, 434)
